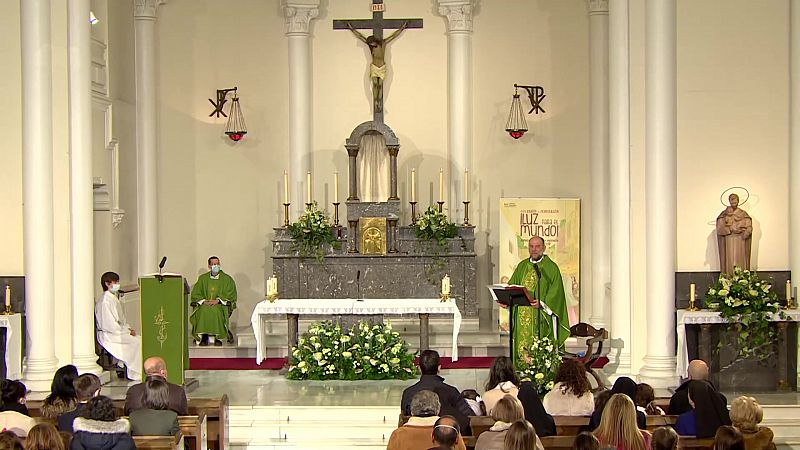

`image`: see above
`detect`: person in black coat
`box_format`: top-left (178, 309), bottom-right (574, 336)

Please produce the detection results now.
top-left (589, 377), bottom-right (646, 430)
top-left (58, 374), bottom-right (101, 433)
top-left (401, 350), bottom-right (474, 435)
top-left (124, 356), bottom-right (188, 416)
top-left (70, 396), bottom-right (135, 450)
top-left (669, 359), bottom-right (727, 416)
top-left (518, 381), bottom-right (556, 437)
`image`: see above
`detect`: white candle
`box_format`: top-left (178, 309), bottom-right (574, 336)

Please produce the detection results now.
top-left (463, 169), bottom-right (469, 201)
top-left (689, 283), bottom-right (696, 301)
top-left (410, 169), bottom-right (416, 203)
top-left (4, 285), bottom-right (9, 308)
top-left (442, 275), bottom-right (451, 296)
top-left (787, 280), bottom-right (792, 302)
top-left (334, 172), bottom-right (339, 203)
top-left (439, 168), bottom-right (444, 202)
top-left (283, 171), bottom-right (289, 204)
top-left (306, 171), bottom-right (312, 204)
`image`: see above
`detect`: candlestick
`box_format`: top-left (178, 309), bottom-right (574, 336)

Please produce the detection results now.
top-left (409, 201), bottom-right (418, 226)
top-left (437, 201), bottom-right (444, 213)
top-left (438, 168), bottom-right (444, 202)
top-left (687, 283), bottom-right (699, 311)
top-left (283, 170), bottom-right (289, 204)
top-left (463, 201), bottom-right (471, 226)
top-left (334, 172), bottom-right (339, 204)
top-left (463, 169), bottom-right (469, 201)
top-left (282, 203), bottom-right (290, 227)
top-left (787, 280), bottom-right (796, 309)
top-left (306, 171), bottom-right (312, 205)
top-left (410, 169), bottom-right (416, 203)
top-left (333, 202), bottom-right (341, 227)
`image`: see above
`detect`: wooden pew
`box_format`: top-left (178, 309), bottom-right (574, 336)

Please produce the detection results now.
top-left (25, 399), bottom-right (126, 418)
top-left (541, 435), bottom-right (578, 450)
top-left (646, 414), bottom-right (678, 430)
top-left (553, 415), bottom-right (590, 436)
top-left (178, 412), bottom-right (208, 450)
top-left (468, 416), bottom-right (494, 438)
top-left (133, 432), bottom-right (184, 450)
top-left (188, 395), bottom-right (228, 450)
top-left (678, 436), bottom-right (715, 450)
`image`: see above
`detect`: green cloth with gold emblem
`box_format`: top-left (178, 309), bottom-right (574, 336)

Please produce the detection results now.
top-left (139, 276), bottom-right (188, 385)
top-left (507, 255), bottom-right (570, 366)
top-left (189, 271), bottom-right (237, 340)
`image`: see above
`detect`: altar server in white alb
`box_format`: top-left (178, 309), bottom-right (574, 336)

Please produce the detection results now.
top-left (95, 271), bottom-right (142, 380)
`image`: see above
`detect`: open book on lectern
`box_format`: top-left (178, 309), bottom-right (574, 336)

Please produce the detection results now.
top-left (486, 284), bottom-right (556, 317)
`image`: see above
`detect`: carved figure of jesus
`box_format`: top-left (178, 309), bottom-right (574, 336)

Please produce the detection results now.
top-left (347, 21), bottom-right (407, 113)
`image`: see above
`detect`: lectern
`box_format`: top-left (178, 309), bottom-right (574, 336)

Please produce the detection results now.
top-left (489, 284), bottom-right (559, 363)
top-left (139, 275), bottom-right (189, 385)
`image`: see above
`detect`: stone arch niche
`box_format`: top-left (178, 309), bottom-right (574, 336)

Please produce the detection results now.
top-left (344, 120), bottom-right (401, 254)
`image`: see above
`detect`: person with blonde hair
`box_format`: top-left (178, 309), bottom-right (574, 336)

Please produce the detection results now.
top-left (593, 394), bottom-right (651, 450)
top-left (730, 396), bottom-right (776, 450)
top-left (475, 395), bottom-right (543, 450)
top-left (26, 423), bottom-right (65, 450)
top-left (504, 420), bottom-right (539, 450)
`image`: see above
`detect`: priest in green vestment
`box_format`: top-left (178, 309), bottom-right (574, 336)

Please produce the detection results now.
top-left (190, 256), bottom-right (237, 346)
top-left (507, 236), bottom-right (570, 366)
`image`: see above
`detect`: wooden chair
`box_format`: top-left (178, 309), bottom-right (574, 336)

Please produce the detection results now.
top-left (552, 415), bottom-right (590, 436)
top-left (188, 395), bottom-right (228, 450)
top-left (133, 432), bottom-right (184, 450)
top-left (566, 323), bottom-right (609, 390)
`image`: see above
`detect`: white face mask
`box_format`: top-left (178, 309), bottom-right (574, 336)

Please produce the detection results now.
top-left (110, 283), bottom-right (121, 293)
top-left (211, 264), bottom-right (221, 274)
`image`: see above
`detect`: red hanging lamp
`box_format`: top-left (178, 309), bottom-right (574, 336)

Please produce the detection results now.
top-left (505, 87), bottom-right (527, 139)
top-left (224, 89), bottom-right (247, 142)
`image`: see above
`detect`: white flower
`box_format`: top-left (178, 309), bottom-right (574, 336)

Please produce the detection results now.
top-left (313, 352), bottom-right (323, 361)
top-left (298, 361), bottom-right (307, 368)
top-left (369, 359), bottom-right (378, 366)
top-left (342, 351), bottom-right (352, 358)
top-left (718, 289), bottom-right (729, 296)
top-left (534, 373), bottom-right (545, 380)
top-left (389, 358), bottom-right (400, 365)
top-left (340, 335), bottom-right (351, 343)
top-left (318, 359), bottom-right (327, 366)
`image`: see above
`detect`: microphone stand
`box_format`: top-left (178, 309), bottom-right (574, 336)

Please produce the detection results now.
top-left (534, 262), bottom-right (542, 340)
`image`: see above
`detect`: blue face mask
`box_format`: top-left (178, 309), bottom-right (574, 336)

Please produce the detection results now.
top-left (211, 265), bottom-right (220, 274)
top-left (110, 283), bottom-right (121, 293)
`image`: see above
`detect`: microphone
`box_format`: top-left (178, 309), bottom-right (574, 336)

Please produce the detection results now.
top-left (157, 256), bottom-right (167, 283)
top-left (533, 262), bottom-right (541, 278)
top-left (356, 270), bottom-right (363, 302)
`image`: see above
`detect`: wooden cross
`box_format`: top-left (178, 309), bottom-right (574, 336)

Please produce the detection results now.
top-left (334, 0), bottom-right (423, 122)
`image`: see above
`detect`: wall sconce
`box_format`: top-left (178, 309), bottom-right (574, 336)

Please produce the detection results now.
top-left (504, 84), bottom-right (546, 139)
top-left (208, 87), bottom-right (248, 142)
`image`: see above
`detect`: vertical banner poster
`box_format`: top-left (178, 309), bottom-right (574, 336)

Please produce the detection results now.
top-left (498, 198), bottom-right (581, 332)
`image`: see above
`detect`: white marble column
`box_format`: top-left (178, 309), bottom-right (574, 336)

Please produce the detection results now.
top-left (21, 0), bottom-right (59, 391)
top-left (68, 0), bottom-right (102, 375)
top-left (134, 0), bottom-right (165, 275)
top-left (608, 0), bottom-right (632, 376)
top-left (639, 0), bottom-right (678, 387)
top-left (437, 0), bottom-right (476, 208)
top-left (790, 1), bottom-right (800, 295)
top-left (283, 1), bottom-right (319, 212)
top-left (587, 0), bottom-right (610, 329)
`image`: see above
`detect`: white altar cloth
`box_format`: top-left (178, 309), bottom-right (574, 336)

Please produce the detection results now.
top-left (0, 314), bottom-right (22, 380)
top-left (675, 309), bottom-right (800, 378)
top-left (251, 298), bottom-right (462, 364)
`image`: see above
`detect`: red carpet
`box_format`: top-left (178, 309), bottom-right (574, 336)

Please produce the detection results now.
top-left (189, 356), bottom-right (496, 371)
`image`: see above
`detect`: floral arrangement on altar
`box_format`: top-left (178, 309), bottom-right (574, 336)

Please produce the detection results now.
top-left (287, 202), bottom-right (339, 262)
top-left (413, 206), bottom-right (458, 246)
top-left (286, 320), bottom-right (417, 381)
top-left (705, 267), bottom-right (788, 362)
top-left (516, 336), bottom-right (561, 396)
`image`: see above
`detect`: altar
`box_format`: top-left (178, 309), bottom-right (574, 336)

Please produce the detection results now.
top-left (250, 298), bottom-right (461, 364)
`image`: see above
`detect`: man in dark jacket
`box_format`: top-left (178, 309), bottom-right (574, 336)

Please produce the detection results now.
top-left (124, 356), bottom-right (188, 415)
top-left (668, 359), bottom-right (727, 415)
top-left (57, 373), bottom-right (101, 433)
top-left (401, 350), bottom-right (473, 435)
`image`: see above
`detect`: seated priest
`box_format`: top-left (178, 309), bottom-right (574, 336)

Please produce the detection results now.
top-left (190, 256), bottom-right (238, 346)
top-left (96, 271), bottom-right (142, 380)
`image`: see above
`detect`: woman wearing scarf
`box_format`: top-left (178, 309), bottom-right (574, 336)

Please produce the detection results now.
top-left (675, 380), bottom-right (731, 437)
top-left (589, 377), bottom-right (646, 430)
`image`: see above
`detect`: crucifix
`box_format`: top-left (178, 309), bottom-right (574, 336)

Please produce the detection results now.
top-left (333, 0), bottom-right (423, 122)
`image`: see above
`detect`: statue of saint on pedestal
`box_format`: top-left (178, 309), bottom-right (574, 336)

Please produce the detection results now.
top-left (716, 193), bottom-right (752, 274)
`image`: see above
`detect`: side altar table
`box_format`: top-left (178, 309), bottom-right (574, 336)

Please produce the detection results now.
top-left (251, 298), bottom-right (461, 364)
top-left (677, 309), bottom-right (800, 390)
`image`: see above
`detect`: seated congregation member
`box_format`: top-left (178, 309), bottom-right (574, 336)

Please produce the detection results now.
top-left (669, 359), bottom-right (726, 415)
top-left (674, 380), bottom-right (731, 438)
top-left (589, 378), bottom-right (646, 430)
top-left (96, 271), bottom-right (142, 380)
top-left (129, 378), bottom-right (180, 436)
top-left (460, 389), bottom-right (485, 416)
top-left (593, 394), bottom-right (651, 450)
top-left (543, 358), bottom-right (594, 416)
top-left (475, 395), bottom-right (544, 450)
top-left (401, 350), bottom-right (473, 434)
top-left (0, 431), bottom-right (23, 450)
top-left (0, 380), bottom-right (29, 415)
top-left (387, 390), bottom-right (466, 450)
top-left (42, 364), bottom-right (79, 419)
top-left (482, 356), bottom-right (520, 414)
top-left (190, 256), bottom-right (237, 346)
top-left (635, 383), bottom-right (665, 415)
top-left (729, 396), bottom-right (776, 450)
top-left (572, 431), bottom-right (600, 450)
top-left (518, 381), bottom-right (556, 437)
top-left (652, 427), bottom-right (678, 450)
top-left (430, 416), bottom-right (461, 450)
top-left (504, 420), bottom-right (539, 450)
top-left (0, 381), bottom-right (36, 437)
top-left (124, 356), bottom-right (188, 415)
top-left (58, 374), bottom-right (102, 433)
top-left (26, 423), bottom-right (65, 450)
top-left (714, 425), bottom-right (746, 450)
top-left (71, 396), bottom-right (136, 450)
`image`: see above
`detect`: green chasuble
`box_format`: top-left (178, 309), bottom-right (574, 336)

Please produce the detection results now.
top-left (189, 271), bottom-right (237, 340)
top-left (507, 255), bottom-right (570, 366)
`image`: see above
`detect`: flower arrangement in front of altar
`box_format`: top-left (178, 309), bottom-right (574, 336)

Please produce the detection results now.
top-left (287, 202), bottom-right (340, 262)
top-left (286, 320), bottom-right (416, 381)
top-left (413, 206), bottom-right (458, 246)
top-left (516, 336), bottom-right (561, 396)
top-left (705, 267), bottom-right (788, 362)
